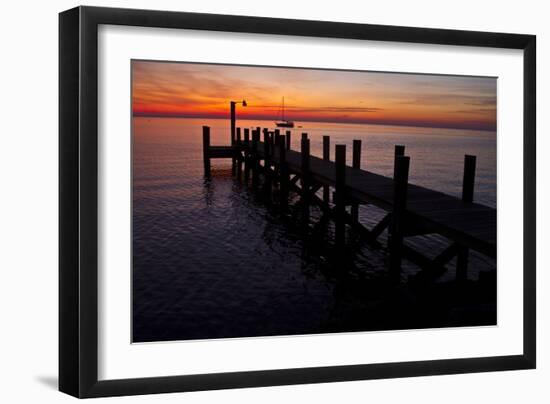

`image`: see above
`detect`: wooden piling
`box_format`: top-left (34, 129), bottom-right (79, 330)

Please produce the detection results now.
top-left (263, 129), bottom-right (272, 196)
top-left (462, 155), bottom-right (476, 204)
top-left (323, 136), bottom-right (330, 205)
top-left (395, 145), bottom-right (405, 156)
top-left (323, 136), bottom-right (330, 160)
top-left (278, 135), bottom-right (289, 211)
top-left (456, 154), bottom-right (477, 282)
top-left (335, 145), bottom-right (346, 248)
top-left (231, 106), bottom-right (237, 176)
top-left (251, 130), bottom-right (260, 187)
top-left (301, 136), bottom-right (311, 223)
top-left (236, 127), bottom-right (242, 178)
top-left (263, 129), bottom-right (271, 163)
top-left (202, 125), bottom-right (211, 177)
top-left (353, 140), bottom-right (362, 169)
top-left (394, 145), bottom-right (405, 175)
top-left (274, 131), bottom-right (281, 148)
top-left (286, 130), bottom-right (291, 150)
top-left (230, 103), bottom-right (236, 145)
top-left (389, 155), bottom-right (410, 282)
top-left (243, 129), bottom-right (250, 181)
top-left (351, 139), bottom-right (362, 222)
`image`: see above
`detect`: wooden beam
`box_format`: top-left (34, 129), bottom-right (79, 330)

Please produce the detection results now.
top-left (351, 139), bottom-right (362, 222)
top-left (301, 136), bottom-right (311, 223)
top-left (335, 144), bottom-right (347, 249)
top-left (263, 129), bottom-right (272, 197)
top-left (462, 155), bottom-right (476, 203)
top-left (389, 155), bottom-right (410, 281)
top-left (278, 135), bottom-right (289, 211)
top-left (371, 213), bottom-right (391, 239)
top-left (285, 130), bottom-right (291, 150)
top-left (202, 125), bottom-right (211, 177)
top-left (236, 127), bottom-right (242, 179)
top-left (230, 103), bottom-right (237, 175)
top-left (274, 129), bottom-right (280, 148)
top-left (243, 128), bottom-right (250, 182)
top-left (251, 130), bottom-right (260, 187)
top-left (402, 245), bottom-right (449, 280)
top-left (457, 154), bottom-right (477, 282)
top-left (309, 183), bottom-right (323, 195)
top-left (433, 243), bottom-right (460, 267)
top-left (394, 145), bottom-right (405, 175)
top-left (230, 102), bottom-right (236, 145)
top-left (323, 135), bottom-right (330, 206)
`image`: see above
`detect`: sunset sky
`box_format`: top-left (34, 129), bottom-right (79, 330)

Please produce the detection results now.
top-left (132, 60), bottom-right (497, 131)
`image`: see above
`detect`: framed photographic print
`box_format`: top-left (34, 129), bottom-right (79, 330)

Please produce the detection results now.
top-left (59, 6), bottom-right (536, 398)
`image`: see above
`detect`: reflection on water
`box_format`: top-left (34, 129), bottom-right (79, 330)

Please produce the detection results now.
top-left (132, 117), bottom-right (496, 343)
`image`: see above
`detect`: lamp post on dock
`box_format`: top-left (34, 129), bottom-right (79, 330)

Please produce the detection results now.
top-left (230, 100), bottom-right (247, 145)
top-left (230, 100), bottom-right (247, 176)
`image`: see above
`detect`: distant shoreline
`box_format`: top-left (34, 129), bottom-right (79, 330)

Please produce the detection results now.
top-left (133, 115), bottom-right (496, 134)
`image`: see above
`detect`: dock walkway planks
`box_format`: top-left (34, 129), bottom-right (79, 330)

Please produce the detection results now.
top-left (255, 142), bottom-right (496, 258)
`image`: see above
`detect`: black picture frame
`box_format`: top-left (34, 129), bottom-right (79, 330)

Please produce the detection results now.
top-left (59, 6), bottom-right (536, 398)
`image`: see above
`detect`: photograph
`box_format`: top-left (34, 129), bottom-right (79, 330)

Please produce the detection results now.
top-left (131, 60), bottom-right (497, 343)
top-left (0, 0), bottom-right (542, 401)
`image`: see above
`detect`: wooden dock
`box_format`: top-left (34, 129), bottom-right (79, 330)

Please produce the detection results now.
top-left (202, 125), bottom-right (496, 281)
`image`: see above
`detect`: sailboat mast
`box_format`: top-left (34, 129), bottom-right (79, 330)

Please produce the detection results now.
top-left (274, 96), bottom-right (294, 128)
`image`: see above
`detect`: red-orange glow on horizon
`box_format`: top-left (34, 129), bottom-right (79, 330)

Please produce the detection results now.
top-left (132, 61), bottom-right (497, 131)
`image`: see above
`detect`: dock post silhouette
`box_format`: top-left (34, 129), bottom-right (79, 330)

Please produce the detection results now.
top-left (389, 154), bottom-right (410, 281)
top-left (286, 130), bottom-right (292, 150)
top-left (394, 145), bottom-right (405, 173)
top-left (263, 128), bottom-right (272, 196)
top-left (230, 103), bottom-right (236, 176)
top-left (456, 154), bottom-right (477, 282)
top-left (301, 134), bottom-right (311, 224)
top-left (322, 136), bottom-right (330, 206)
top-left (252, 130), bottom-right (260, 187)
top-left (351, 139), bottom-right (362, 223)
top-left (278, 135), bottom-right (289, 212)
top-left (243, 128), bottom-right (250, 182)
top-left (236, 127), bottom-right (242, 179)
top-left (335, 144), bottom-right (347, 249)
top-left (202, 125), bottom-right (211, 177)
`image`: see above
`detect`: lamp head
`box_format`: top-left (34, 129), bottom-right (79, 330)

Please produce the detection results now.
top-left (242, 100), bottom-right (247, 107)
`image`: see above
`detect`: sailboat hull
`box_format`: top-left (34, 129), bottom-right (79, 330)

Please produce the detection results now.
top-left (275, 121), bottom-right (294, 128)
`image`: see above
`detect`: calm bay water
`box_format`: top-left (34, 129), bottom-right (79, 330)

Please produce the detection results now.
top-left (132, 117), bottom-right (497, 342)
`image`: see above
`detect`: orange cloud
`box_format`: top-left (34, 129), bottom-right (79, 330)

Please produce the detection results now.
top-left (132, 60), bottom-right (496, 131)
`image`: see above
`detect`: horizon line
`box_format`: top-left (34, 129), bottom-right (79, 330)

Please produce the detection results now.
top-left (132, 113), bottom-right (497, 132)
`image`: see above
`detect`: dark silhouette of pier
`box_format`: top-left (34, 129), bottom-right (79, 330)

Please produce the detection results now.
top-left (202, 125), bottom-right (496, 282)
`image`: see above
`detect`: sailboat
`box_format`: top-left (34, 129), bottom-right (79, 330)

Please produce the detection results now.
top-left (275, 97), bottom-right (295, 128)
